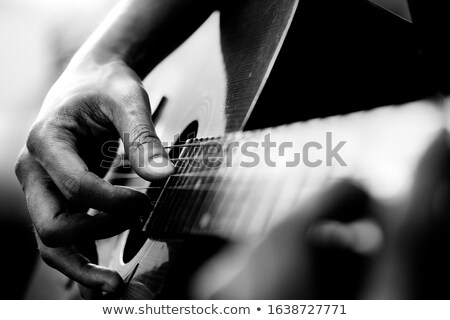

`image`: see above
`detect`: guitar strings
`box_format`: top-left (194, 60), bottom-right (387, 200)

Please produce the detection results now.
top-left (116, 156), bottom-right (225, 162)
top-left (109, 172), bottom-right (227, 180)
top-left (161, 141), bottom-right (228, 149)
top-left (117, 180), bottom-right (253, 191)
top-left (168, 140), bottom-right (206, 232)
top-left (145, 139), bottom-right (199, 232)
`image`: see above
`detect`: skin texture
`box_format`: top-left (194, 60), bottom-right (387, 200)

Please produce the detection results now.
top-left (15, 0), bottom-right (220, 296)
top-left (15, 0), bottom-right (450, 299)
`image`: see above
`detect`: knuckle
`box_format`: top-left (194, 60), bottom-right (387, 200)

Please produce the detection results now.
top-left (129, 124), bottom-right (159, 147)
top-left (14, 148), bottom-right (41, 189)
top-left (80, 263), bottom-right (95, 276)
top-left (61, 171), bottom-right (92, 204)
top-left (26, 122), bottom-right (46, 156)
top-left (62, 176), bottom-right (82, 203)
top-left (107, 76), bottom-right (143, 104)
top-left (36, 220), bottom-right (60, 248)
top-left (14, 149), bottom-right (29, 181)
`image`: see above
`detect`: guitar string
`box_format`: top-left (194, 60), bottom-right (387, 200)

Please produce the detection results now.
top-left (180, 137), bottom-right (226, 234)
top-left (109, 170), bottom-right (240, 181)
top-left (205, 132), bottom-right (252, 237)
top-left (173, 139), bottom-right (213, 233)
top-left (162, 141), bottom-right (225, 149)
top-left (169, 140), bottom-right (204, 233)
top-left (142, 174), bottom-right (177, 230)
top-left (120, 156), bottom-right (225, 163)
top-left (121, 157), bottom-right (226, 161)
top-left (188, 133), bottom-right (241, 235)
top-left (141, 142), bottom-right (192, 231)
top-left (153, 139), bottom-right (198, 233)
top-left (169, 139), bottom-right (209, 234)
top-left (120, 180), bottom-right (257, 191)
top-left (114, 136), bottom-right (271, 234)
top-left (157, 140), bottom-right (196, 233)
top-left (158, 140), bottom-right (196, 233)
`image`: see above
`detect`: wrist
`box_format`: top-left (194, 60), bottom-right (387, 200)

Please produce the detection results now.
top-left (71, 43), bottom-right (124, 67)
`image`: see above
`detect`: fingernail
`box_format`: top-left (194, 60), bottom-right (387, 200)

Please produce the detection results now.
top-left (147, 155), bottom-right (174, 177)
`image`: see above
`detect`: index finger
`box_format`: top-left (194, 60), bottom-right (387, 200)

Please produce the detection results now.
top-left (26, 124), bottom-right (149, 213)
top-left (36, 236), bottom-right (124, 294)
top-left (18, 153), bottom-right (149, 246)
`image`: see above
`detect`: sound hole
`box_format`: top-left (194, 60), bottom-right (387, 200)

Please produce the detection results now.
top-left (122, 121), bottom-right (199, 264)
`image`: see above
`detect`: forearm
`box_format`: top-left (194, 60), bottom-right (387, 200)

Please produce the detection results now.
top-left (74, 0), bottom-right (219, 78)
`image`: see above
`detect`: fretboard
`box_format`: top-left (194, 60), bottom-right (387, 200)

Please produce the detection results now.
top-left (106, 101), bottom-right (444, 241)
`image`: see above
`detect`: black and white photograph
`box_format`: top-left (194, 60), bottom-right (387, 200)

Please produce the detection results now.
top-left (1, 0), bottom-right (450, 313)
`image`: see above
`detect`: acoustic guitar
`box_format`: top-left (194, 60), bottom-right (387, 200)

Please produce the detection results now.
top-left (25, 0), bottom-right (449, 299)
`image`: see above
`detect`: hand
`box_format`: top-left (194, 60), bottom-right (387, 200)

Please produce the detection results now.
top-left (15, 55), bottom-right (174, 296)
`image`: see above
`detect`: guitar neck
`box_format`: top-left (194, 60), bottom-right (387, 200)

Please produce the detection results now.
top-left (136, 100), bottom-right (444, 241)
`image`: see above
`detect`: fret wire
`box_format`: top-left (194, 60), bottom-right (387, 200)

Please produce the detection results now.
top-left (167, 139), bottom-right (202, 234)
top-left (159, 138), bottom-right (201, 232)
top-left (150, 142), bottom-right (192, 231)
top-left (175, 168), bottom-right (218, 233)
top-left (116, 174), bottom-right (274, 191)
top-left (176, 138), bottom-right (226, 234)
top-left (172, 156), bottom-right (224, 161)
top-left (203, 132), bottom-right (253, 237)
top-left (125, 181), bottom-right (244, 192)
top-left (114, 156), bottom-right (227, 163)
top-left (157, 145), bottom-right (194, 233)
top-left (142, 173), bottom-right (178, 231)
top-left (162, 140), bottom-right (225, 150)
top-left (143, 142), bottom-right (191, 231)
top-left (138, 135), bottom-right (248, 234)
top-left (163, 140), bottom-right (204, 233)
top-left (188, 132), bottom-right (241, 234)
top-left (185, 166), bottom-right (226, 234)
top-left (117, 170), bottom-right (274, 190)
top-left (112, 139), bottom-right (229, 162)
top-left (109, 171), bottom-right (232, 181)
top-left (227, 131), bottom-right (277, 237)
top-left (241, 131), bottom-right (317, 237)
top-left (170, 139), bottom-right (213, 233)
top-left (220, 130), bottom-right (264, 236)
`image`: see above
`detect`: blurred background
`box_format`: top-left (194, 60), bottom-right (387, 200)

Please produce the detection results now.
top-left (0, 0), bottom-right (411, 299)
top-left (0, 0), bottom-right (118, 299)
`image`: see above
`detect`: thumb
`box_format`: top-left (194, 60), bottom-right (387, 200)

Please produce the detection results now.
top-left (112, 86), bottom-right (174, 181)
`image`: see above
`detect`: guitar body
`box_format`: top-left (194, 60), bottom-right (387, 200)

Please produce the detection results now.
top-left (99, 0), bottom-right (302, 299)
top-left (25, 0), bottom-right (448, 299)
top-left (98, 12), bottom-right (228, 299)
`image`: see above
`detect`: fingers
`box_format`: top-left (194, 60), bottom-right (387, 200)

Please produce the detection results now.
top-left (24, 124), bottom-right (151, 214)
top-left (36, 236), bottom-right (123, 295)
top-left (192, 181), bottom-right (374, 299)
top-left (17, 151), bottom-right (147, 247)
top-left (307, 219), bottom-right (383, 255)
top-left (75, 242), bottom-right (111, 299)
top-left (291, 180), bottom-right (370, 232)
top-left (109, 84), bottom-right (174, 180)
top-left (301, 181), bottom-right (383, 255)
